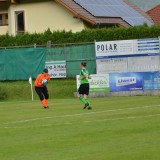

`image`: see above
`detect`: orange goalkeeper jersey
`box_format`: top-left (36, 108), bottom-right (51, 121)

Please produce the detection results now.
top-left (34, 73), bottom-right (50, 87)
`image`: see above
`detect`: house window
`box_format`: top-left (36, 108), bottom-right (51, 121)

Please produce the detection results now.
top-left (15, 11), bottom-right (25, 34)
top-left (0, 13), bottom-right (8, 26)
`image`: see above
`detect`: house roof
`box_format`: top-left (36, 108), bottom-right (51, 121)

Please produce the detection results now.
top-left (0, 0), bottom-right (154, 27)
top-left (0, 0), bottom-right (10, 10)
top-left (146, 4), bottom-right (160, 25)
top-left (54, 0), bottom-right (154, 27)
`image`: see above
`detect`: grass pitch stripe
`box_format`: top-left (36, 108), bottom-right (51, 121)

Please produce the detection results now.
top-left (1, 104), bottom-right (160, 126)
top-left (1, 113), bottom-right (160, 129)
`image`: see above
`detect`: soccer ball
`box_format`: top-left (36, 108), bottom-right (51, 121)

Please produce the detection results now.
top-left (42, 79), bottom-right (48, 85)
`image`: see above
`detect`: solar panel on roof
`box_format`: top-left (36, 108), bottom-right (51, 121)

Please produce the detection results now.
top-left (82, 5), bottom-right (142, 17)
top-left (123, 17), bottom-right (153, 26)
top-left (75, 0), bottom-right (123, 5)
top-left (73, 0), bottom-right (153, 26)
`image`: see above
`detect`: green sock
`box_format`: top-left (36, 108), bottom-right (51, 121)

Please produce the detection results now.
top-left (79, 96), bottom-right (87, 105)
top-left (85, 98), bottom-right (90, 106)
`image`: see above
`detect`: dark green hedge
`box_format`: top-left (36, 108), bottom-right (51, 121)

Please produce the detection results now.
top-left (0, 24), bottom-right (160, 47)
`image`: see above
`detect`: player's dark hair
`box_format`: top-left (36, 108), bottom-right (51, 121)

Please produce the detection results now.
top-left (43, 68), bottom-right (48, 73)
top-left (81, 62), bottom-right (87, 67)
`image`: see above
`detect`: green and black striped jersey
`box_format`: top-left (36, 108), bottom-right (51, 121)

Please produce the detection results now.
top-left (80, 68), bottom-right (89, 84)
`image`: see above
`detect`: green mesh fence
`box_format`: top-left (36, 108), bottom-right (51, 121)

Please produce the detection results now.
top-left (0, 43), bottom-right (96, 80)
top-left (46, 44), bottom-right (96, 76)
top-left (0, 50), bottom-right (5, 80)
top-left (46, 46), bottom-right (65, 61)
top-left (0, 48), bottom-right (46, 81)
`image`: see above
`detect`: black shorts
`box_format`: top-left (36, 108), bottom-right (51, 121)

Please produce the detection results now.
top-left (35, 86), bottom-right (49, 100)
top-left (78, 83), bottom-right (89, 95)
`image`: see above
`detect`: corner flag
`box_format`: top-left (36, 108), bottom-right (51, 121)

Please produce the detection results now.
top-left (29, 75), bottom-right (34, 101)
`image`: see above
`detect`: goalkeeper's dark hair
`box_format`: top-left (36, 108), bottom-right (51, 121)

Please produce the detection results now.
top-left (43, 68), bottom-right (48, 73)
top-left (81, 62), bottom-right (87, 67)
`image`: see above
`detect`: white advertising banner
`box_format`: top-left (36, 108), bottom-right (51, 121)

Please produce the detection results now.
top-left (95, 38), bottom-right (160, 74)
top-left (136, 38), bottom-right (160, 54)
top-left (95, 39), bottom-right (136, 58)
top-left (95, 38), bottom-right (160, 59)
top-left (76, 74), bottom-right (110, 92)
top-left (45, 61), bottom-right (66, 78)
top-left (128, 56), bottom-right (159, 72)
top-left (96, 58), bottom-right (128, 74)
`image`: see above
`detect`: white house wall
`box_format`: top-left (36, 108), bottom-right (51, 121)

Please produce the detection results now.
top-left (0, 10), bottom-right (8, 35)
top-left (0, 26), bottom-right (8, 35)
top-left (8, 1), bottom-right (85, 35)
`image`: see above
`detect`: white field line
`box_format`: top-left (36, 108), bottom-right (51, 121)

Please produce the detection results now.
top-left (1, 104), bottom-right (160, 126)
top-left (1, 113), bottom-right (160, 129)
top-left (0, 97), bottom-right (142, 104)
top-left (83, 113), bottom-right (160, 124)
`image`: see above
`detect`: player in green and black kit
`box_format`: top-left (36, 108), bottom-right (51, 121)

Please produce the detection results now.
top-left (77, 62), bottom-right (92, 110)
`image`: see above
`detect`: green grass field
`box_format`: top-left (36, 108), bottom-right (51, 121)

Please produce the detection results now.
top-left (0, 79), bottom-right (76, 101)
top-left (0, 96), bottom-right (160, 160)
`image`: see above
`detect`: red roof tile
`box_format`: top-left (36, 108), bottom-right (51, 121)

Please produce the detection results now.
top-left (147, 4), bottom-right (160, 25)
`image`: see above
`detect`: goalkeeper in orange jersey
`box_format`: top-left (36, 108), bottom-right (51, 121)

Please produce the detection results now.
top-left (34, 68), bottom-right (50, 109)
